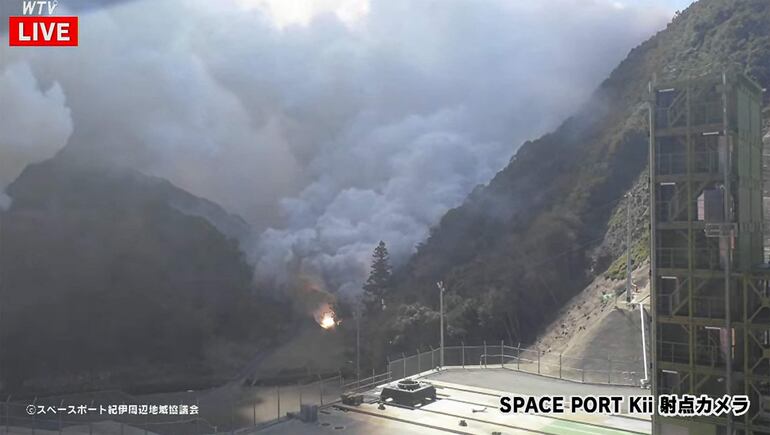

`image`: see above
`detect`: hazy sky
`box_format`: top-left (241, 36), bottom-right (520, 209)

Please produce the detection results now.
top-left (1, 0), bottom-right (686, 297)
top-left (617, 0), bottom-right (696, 10)
top-left (663, 0), bottom-right (697, 9)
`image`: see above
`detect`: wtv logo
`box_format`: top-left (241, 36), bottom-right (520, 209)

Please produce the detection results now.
top-left (9, 1), bottom-right (79, 47)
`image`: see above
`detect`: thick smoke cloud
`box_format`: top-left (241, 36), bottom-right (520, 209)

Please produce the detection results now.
top-left (1, 0), bottom-right (673, 299)
top-left (0, 62), bottom-right (72, 192)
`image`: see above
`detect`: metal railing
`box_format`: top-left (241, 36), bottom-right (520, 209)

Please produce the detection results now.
top-left (341, 372), bottom-right (393, 394)
top-left (658, 293), bottom-right (726, 319)
top-left (655, 102), bottom-right (722, 129)
top-left (658, 340), bottom-right (726, 368)
top-left (656, 247), bottom-right (724, 270)
top-left (2, 342), bottom-right (647, 434)
top-left (387, 343), bottom-right (645, 387)
top-left (657, 286), bottom-right (685, 316)
top-left (693, 295), bottom-right (727, 318)
top-left (659, 340), bottom-right (690, 364)
top-left (656, 151), bottom-right (721, 176)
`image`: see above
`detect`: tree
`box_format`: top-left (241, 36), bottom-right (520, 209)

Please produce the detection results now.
top-left (363, 241), bottom-right (392, 313)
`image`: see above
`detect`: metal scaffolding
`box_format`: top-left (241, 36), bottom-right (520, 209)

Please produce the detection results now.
top-left (650, 71), bottom-right (766, 435)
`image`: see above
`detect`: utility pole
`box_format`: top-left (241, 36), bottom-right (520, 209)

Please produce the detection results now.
top-left (0, 201), bottom-right (4, 393)
top-left (355, 305), bottom-right (360, 383)
top-left (0, 206), bottom-right (2, 393)
top-left (436, 282), bottom-right (445, 367)
top-left (626, 193), bottom-right (633, 303)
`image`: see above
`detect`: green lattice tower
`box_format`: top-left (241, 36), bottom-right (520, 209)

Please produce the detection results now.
top-left (650, 70), bottom-right (764, 435)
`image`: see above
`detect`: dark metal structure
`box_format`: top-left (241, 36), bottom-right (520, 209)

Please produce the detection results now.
top-left (380, 379), bottom-right (436, 408)
top-left (650, 70), bottom-right (766, 434)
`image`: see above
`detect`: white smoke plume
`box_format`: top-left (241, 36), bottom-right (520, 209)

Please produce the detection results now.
top-left (0, 192), bottom-right (11, 211)
top-left (0, 0), bottom-right (676, 298)
top-left (0, 62), bottom-right (72, 192)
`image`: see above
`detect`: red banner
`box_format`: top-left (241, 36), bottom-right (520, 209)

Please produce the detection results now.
top-left (9, 16), bottom-right (79, 46)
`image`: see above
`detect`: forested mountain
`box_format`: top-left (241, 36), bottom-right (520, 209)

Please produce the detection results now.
top-left (0, 156), bottom-right (289, 395)
top-left (4, 0), bottom-right (770, 394)
top-left (379, 0), bottom-right (770, 353)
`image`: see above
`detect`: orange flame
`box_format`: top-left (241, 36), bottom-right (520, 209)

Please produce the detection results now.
top-left (319, 311), bottom-right (336, 329)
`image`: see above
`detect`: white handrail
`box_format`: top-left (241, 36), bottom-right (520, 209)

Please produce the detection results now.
top-left (639, 301), bottom-right (649, 386)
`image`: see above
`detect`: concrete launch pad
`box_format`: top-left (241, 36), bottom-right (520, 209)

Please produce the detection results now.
top-left (252, 368), bottom-right (652, 434)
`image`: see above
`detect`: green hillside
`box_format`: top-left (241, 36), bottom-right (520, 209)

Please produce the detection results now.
top-left (379, 0), bottom-right (770, 354)
top-left (0, 157), bottom-right (289, 395)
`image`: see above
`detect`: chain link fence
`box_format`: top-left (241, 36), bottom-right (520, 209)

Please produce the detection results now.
top-left (1, 343), bottom-right (644, 434)
top-left (389, 343), bottom-right (645, 387)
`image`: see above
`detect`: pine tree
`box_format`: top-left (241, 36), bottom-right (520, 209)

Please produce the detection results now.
top-left (363, 241), bottom-right (392, 313)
